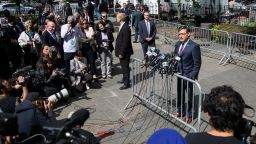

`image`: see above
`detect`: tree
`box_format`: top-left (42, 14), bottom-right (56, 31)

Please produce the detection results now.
top-left (177, 0), bottom-right (200, 20)
top-left (15, 0), bottom-right (21, 14)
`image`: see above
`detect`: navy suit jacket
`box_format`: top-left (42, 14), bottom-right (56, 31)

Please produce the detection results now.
top-left (138, 20), bottom-right (156, 45)
top-left (174, 40), bottom-right (201, 80)
top-left (132, 11), bottom-right (144, 28)
top-left (41, 30), bottom-right (59, 47)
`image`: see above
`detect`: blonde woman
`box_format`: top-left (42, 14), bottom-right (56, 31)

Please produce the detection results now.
top-left (18, 20), bottom-right (41, 68)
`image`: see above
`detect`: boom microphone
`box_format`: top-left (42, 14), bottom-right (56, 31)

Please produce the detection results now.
top-left (55, 109), bottom-right (90, 143)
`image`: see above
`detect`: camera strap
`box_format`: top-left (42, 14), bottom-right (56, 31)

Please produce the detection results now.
top-left (25, 31), bottom-right (35, 41)
top-left (245, 104), bottom-right (255, 111)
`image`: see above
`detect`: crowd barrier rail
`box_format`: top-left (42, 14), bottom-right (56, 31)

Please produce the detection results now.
top-left (125, 58), bottom-right (203, 132)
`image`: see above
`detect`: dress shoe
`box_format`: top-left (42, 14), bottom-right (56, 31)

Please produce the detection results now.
top-left (119, 85), bottom-right (130, 90)
top-left (93, 75), bottom-right (97, 79)
top-left (186, 117), bottom-right (193, 123)
top-left (102, 75), bottom-right (106, 79)
top-left (176, 113), bottom-right (185, 118)
top-left (117, 80), bottom-right (124, 84)
top-left (107, 75), bottom-right (113, 79)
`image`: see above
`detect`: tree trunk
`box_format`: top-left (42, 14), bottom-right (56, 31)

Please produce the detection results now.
top-left (157, 0), bottom-right (160, 19)
top-left (177, 0), bottom-right (181, 20)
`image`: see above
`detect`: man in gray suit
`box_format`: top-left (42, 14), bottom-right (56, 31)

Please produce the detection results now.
top-left (132, 4), bottom-right (144, 43)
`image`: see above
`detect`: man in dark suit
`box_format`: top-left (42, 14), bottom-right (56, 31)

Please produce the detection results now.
top-left (138, 11), bottom-right (156, 57)
top-left (132, 4), bottom-right (144, 43)
top-left (174, 26), bottom-right (201, 123)
top-left (120, 3), bottom-right (131, 25)
top-left (41, 21), bottom-right (62, 56)
top-left (41, 21), bottom-right (60, 48)
top-left (115, 13), bottom-right (134, 90)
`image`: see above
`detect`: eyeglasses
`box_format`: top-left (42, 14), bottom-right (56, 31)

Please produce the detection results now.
top-left (178, 33), bottom-right (188, 35)
top-left (102, 16), bottom-right (107, 17)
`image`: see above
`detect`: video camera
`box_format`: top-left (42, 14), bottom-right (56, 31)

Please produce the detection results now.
top-left (11, 66), bottom-right (35, 85)
top-left (235, 105), bottom-right (256, 144)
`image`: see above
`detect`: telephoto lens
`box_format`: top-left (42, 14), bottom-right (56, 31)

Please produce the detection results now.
top-left (48, 88), bottom-right (70, 102)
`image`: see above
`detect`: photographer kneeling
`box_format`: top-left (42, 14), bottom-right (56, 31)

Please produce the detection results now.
top-left (36, 45), bottom-right (71, 97)
top-left (70, 51), bottom-right (92, 92)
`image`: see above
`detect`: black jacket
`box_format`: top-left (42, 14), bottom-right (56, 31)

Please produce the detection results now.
top-left (115, 23), bottom-right (133, 58)
top-left (41, 30), bottom-right (60, 48)
top-left (15, 100), bottom-right (56, 140)
top-left (95, 30), bottom-right (114, 52)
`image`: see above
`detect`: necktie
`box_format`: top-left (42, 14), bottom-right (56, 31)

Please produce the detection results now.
top-left (51, 33), bottom-right (56, 40)
top-left (179, 43), bottom-right (185, 56)
top-left (146, 21), bottom-right (150, 36)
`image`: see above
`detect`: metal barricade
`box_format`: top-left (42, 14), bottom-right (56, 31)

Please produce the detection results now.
top-left (125, 58), bottom-right (203, 132)
top-left (189, 27), bottom-right (230, 65)
top-left (229, 32), bottom-right (256, 63)
top-left (152, 21), bottom-right (230, 65)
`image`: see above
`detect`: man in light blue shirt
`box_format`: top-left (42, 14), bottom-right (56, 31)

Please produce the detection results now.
top-left (61, 16), bottom-right (81, 69)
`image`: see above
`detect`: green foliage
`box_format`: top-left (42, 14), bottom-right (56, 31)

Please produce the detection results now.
top-left (212, 24), bottom-right (227, 44)
top-left (212, 23), bottom-right (256, 35)
top-left (193, 1), bottom-right (201, 9)
top-left (178, 18), bottom-right (194, 26)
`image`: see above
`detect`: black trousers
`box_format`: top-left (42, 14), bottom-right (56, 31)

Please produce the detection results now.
top-left (119, 56), bottom-right (130, 86)
top-left (82, 43), bottom-right (97, 75)
top-left (134, 27), bottom-right (139, 42)
top-left (64, 52), bottom-right (76, 71)
top-left (177, 77), bottom-right (194, 117)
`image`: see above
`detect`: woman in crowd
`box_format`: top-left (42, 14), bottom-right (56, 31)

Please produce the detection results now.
top-left (18, 20), bottom-right (41, 68)
top-left (36, 45), bottom-right (68, 96)
top-left (95, 21), bottom-right (114, 79)
top-left (78, 18), bottom-right (97, 79)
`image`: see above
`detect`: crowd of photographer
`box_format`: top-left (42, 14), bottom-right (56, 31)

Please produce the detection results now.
top-left (0, 3), bottom-right (118, 143)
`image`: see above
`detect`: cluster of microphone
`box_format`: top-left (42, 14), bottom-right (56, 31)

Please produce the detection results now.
top-left (143, 47), bottom-right (180, 75)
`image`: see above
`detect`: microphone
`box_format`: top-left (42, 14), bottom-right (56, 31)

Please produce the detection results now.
top-left (55, 109), bottom-right (90, 142)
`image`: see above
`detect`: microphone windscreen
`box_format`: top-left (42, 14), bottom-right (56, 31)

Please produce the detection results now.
top-left (69, 108), bottom-right (90, 126)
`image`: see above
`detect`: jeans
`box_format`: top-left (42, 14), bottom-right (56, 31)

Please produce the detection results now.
top-left (99, 47), bottom-right (112, 76)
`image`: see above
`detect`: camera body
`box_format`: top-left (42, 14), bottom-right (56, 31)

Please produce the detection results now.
top-left (11, 66), bottom-right (35, 85)
top-left (235, 118), bottom-right (256, 144)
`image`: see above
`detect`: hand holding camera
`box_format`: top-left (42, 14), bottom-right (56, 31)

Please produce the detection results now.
top-left (52, 71), bottom-right (58, 77)
top-left (44, 100), bottom-right (56, 112)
